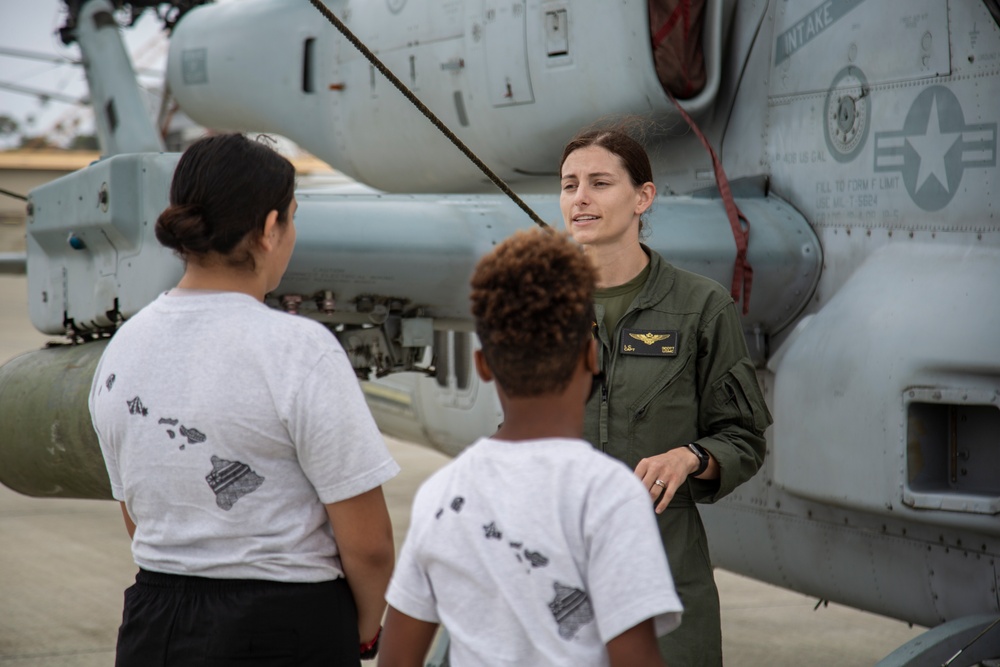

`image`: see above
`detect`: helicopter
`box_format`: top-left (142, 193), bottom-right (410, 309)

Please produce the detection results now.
top-left (0, 1), bottom-right (998, 664)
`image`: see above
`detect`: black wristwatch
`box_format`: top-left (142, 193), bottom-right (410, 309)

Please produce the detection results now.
top-left (687, 443), bottom-right (710, 477)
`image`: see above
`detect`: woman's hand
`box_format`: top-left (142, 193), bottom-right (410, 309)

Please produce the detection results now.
top-left (634, 447), bottom-right (716, 514)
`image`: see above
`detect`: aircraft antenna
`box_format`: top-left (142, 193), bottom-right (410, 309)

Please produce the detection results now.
top-left (306, 0), bottom-right (549, 230)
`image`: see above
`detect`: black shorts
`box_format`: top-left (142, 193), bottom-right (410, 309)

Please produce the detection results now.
top-left (116, 569), bottom-right (359, 667)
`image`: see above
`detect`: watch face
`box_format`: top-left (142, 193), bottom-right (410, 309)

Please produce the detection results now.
top-left (387, 0), bottom-right (406, 14)
top-left (688, 443), bottom-right (709, 474)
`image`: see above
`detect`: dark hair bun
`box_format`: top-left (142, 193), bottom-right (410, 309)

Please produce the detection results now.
top-left (158, 133), bottom-right (296, 269)
top-left (155, 203), bottom-right (211, 254)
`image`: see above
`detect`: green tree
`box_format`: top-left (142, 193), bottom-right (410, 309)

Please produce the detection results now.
top-left (19, 135), bottom-right (55, 149)
top-left (0, 115), bottom-right (19, 139)
top-left (69, 134), bottom-right (99, 150)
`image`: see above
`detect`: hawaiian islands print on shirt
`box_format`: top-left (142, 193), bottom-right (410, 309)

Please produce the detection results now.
top-left (104, 372), bottom-right (265, 511)
top-left (433, 494), bottom-right (595, 640)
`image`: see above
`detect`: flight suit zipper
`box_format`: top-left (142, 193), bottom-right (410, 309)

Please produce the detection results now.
top-left (597, 301), bottom-right (641, 453)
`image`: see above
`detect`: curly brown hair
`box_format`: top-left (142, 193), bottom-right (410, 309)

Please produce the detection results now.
top-left (470, 229), bottom-right (597, 397)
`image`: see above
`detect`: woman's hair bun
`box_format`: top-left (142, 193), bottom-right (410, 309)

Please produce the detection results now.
top-left (155, 203), bottom-right (210, 254)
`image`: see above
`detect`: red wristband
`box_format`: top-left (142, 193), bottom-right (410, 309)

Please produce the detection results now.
top-left (359, 626), bottom-right (381, 660)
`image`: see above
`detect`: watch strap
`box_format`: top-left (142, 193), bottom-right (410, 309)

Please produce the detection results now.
top-left (687, 443), bottom-right (710, 477)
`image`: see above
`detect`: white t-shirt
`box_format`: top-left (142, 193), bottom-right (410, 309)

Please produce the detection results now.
top-left (89, 290), bottom-right (399, 582)
top-left (386, 436), bottom-right (682, 666)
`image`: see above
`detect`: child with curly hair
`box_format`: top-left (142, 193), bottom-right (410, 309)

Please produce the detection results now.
top-left (379, 229), bottom-right (682, 667)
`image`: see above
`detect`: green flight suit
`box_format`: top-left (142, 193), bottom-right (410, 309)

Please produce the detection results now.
top-left (584, 248), bottom-right (771, 667)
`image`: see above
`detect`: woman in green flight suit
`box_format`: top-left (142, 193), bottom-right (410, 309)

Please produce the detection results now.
top-left (559, 126), bottom-right (772, 666)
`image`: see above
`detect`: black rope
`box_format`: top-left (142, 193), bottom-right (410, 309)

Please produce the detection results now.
top-left (940, 616), bottom-right (1000, 666)
top-left (306, 0), bottom-right (548, 229)
top-left (0, 187), bottom-right (28, 201)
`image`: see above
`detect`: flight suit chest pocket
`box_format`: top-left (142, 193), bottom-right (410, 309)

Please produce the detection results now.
top-left (626, 345), bottom-right (694, 423)
top-left (623, 351), bottom-right (694, 463)
top-left (618, 325), bottom-right (690, 404)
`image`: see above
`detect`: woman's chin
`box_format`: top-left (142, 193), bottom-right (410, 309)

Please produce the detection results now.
top-left (567, 225), bottom-right (599, 245)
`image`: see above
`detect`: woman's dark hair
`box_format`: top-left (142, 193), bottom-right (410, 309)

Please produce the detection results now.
top-left (155, 133), bottom-right (295, 270)
top-left (470, 229), bottom-right (597, 397)
top-left (559, 127), bottom-right (653, 188)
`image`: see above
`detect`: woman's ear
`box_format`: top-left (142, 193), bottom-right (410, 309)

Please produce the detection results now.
top-left (635, 181), bottom-right (656, 216)
top-left (259, 209), bottom-right (280, 252)
top-left (474, 349), bottom-right (494, 383)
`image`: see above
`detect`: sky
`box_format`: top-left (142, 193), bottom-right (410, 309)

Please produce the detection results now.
top-left (0, 0), bottom-right (166, 147)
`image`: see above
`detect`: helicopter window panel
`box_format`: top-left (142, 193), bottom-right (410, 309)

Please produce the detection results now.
top-left (545, 9), bottom-right (568, 57)
top-left (904, 390), bottom-right (1000, 515)
top-left (181, 48), bottom-right (208, 85)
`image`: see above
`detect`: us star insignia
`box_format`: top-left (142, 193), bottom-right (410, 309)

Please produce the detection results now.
top-left (629, 332), bottom-right (672, 346)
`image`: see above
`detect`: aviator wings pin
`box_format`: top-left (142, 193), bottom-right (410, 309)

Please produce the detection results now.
top-left (621, 329), bottom-right (678, 356)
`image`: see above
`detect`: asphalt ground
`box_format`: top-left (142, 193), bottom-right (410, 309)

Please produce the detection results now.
top-left (0, 274), bottom-right (926, 666)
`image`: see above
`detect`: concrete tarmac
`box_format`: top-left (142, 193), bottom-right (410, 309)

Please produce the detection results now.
top-left (0, 274), bottom-right (925, 666)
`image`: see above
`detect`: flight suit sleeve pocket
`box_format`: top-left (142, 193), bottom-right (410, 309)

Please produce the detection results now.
top-left (711, 363), bottom-right (771, 435)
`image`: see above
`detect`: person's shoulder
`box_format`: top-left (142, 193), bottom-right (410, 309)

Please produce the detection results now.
top-left (270, 307), bottom-right (335, 339)
top-left (408, 445), bottom-right (478, 522)
top-left (417, 437), bottom-right (489, 483)
top-left (568, 447), bottom-right (652, 514)
top-left (673, 265), bottom-right (727, 293)
top-left (105, 291), bottom-right (170, 338)
top-left (655, 256), bottom-right (728, 298)
top-left (647, 252), bottom-right (734, 315)
top-left (546, 438), bottom-right (641, 486)
top-left (244, 300), bottom-right (343, 348)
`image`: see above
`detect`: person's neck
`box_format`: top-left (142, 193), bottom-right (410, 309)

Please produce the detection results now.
top-left (493, 393), bottom-right (586, 443)
top-left (584, 241), bottom-right (649, 289)
top-left (177, 263), bottom-right (267, 301)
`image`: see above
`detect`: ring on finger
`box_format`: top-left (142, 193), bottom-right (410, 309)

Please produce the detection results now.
top-left (654, 479), bottom-right (666, 489)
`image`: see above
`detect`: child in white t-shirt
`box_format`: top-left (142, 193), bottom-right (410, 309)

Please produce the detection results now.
top-left (380, 229), bottom-right (683, 667)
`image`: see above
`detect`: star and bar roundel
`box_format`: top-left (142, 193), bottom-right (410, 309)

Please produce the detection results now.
top-left (874, 85), bottom-right (997, 212)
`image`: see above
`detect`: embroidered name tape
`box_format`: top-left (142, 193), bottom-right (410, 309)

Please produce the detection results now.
top-left (621, 328), bottom-right (678, 356)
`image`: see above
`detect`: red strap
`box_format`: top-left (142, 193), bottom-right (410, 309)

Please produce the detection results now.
top-left (652, 3), bottom-right (684, 48)
top-left (680, 1), bottom-right (693, 97)
top-left (664, 89), bottom-right (753, 315)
